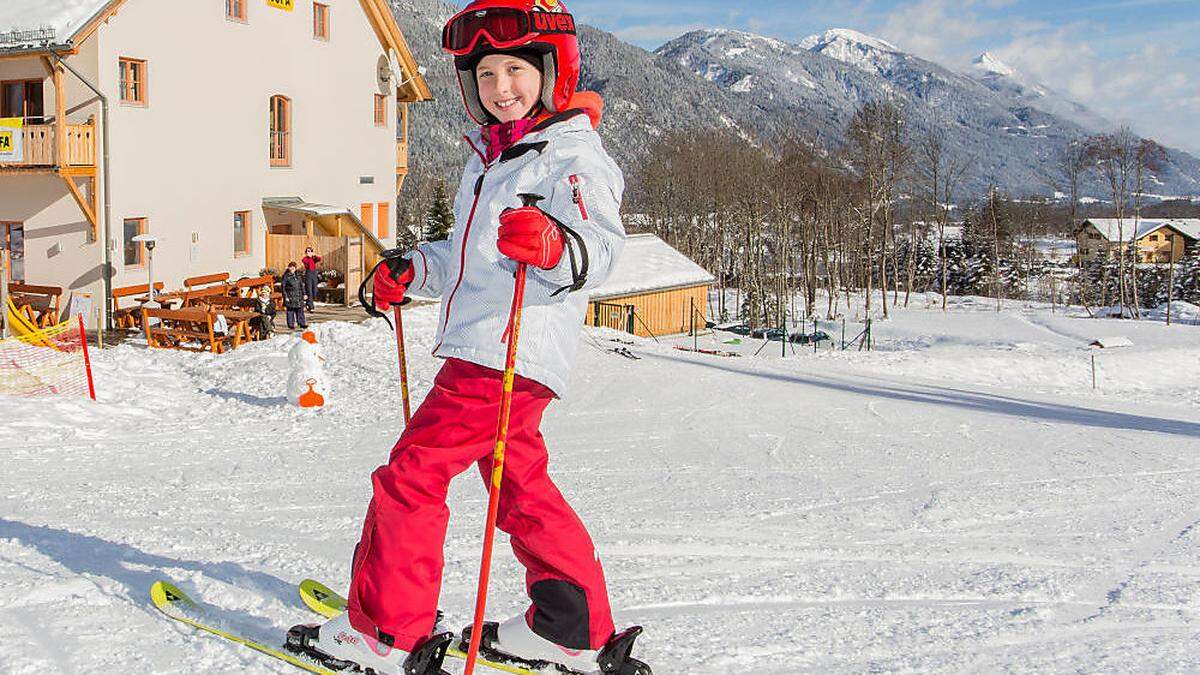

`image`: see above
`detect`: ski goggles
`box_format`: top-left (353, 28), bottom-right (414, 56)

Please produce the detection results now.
top-left (442, 7), bottom-right (576, 55)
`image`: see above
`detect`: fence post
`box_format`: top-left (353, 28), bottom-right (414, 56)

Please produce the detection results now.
top-left (691, 296), bottom-right (697, 352)
top-left (0, 250), bottom-right (9, 338)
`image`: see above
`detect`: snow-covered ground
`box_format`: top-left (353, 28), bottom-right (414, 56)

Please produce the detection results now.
top-left (2, 296), bottom-right (1198, 673)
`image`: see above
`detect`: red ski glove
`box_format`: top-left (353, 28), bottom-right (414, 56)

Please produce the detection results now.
top-left (498, 206), bottom-right (565, 270)
top-left (372, 257), bottom-right (414, 311)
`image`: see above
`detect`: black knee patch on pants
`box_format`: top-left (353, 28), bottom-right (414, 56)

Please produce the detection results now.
top-left (529, 579), bottom-right (590, 650)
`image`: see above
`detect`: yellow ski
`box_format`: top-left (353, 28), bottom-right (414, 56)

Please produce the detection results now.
top-left (150, 580), bottom-right (336, 675)
top-left (298, 579), bottom-right (537, 675)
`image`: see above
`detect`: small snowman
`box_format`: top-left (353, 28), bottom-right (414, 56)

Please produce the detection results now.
top-left (287, 330), bottom-right (328, 408)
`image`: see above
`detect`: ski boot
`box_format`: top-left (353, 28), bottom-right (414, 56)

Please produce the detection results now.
top-left (284, 611), bottom-right (452, 674)
top-left (462, 614), bottom-right (652, 674)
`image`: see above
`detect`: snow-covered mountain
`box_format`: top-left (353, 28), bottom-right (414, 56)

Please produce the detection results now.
top-left (386, 0), bottom-right (1200, 198)
top-left (798, 28), bottom-right (905, 76)
top-left (970, 52), bottom-right (1112, 133)
top-left (658, 28), bottom-right (1200, 196)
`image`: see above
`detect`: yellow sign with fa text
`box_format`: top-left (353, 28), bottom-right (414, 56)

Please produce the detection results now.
top-left (0, 117), bottom-right (23, 163)
top-left (267, 0), bottom-right (294, 11)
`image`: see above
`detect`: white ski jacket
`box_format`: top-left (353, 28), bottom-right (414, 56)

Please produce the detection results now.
top-left (407, 110), bottom-right (626, 395)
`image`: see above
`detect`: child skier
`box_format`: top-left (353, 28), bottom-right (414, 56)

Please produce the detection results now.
top-left (287, 1), bottom-right (648, 673)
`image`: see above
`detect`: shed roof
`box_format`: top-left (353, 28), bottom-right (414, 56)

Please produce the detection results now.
top-left (0, 0), bottom-right (116, 52)
top-left (1083, 218), bottom-right (1200, 242)
top-left (263, 197), bottom-right (351, 218)
top-left (590, 234), bottom-right (715, 301)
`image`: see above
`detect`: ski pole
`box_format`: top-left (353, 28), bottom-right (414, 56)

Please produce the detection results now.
top-left (392, 303), bottom-right (411, 425)
top-left (464, 261), bottom-right (526, 675)
top-left (358, 248), bottom-right (414, 425)
top-left (465, 196), bottom-right (539, 675)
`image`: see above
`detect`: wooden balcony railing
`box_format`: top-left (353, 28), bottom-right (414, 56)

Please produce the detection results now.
top-left (0, 123), bottom-right (96, 168)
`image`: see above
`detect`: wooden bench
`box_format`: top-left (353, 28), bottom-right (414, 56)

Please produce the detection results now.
top-left (183, 285), bottom-right (235, 307)
top-left (185, 272), bottom-right (231, 289)
top-left (112, 282), bottom-right (164, 329)
top-left (142, 307), bottom-right (233, 354)
top-left (234, 275), bottom-right (276, 298)
top-left (9, 283), bottom-right (63, 328)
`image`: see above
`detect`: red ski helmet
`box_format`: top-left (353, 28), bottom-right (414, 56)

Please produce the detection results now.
top-left (442, 0), bottom-right (581, 125)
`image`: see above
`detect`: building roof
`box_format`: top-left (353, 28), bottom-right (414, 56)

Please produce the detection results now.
top-left (263, 197), bottom-right (351, 218)
top-left (590, 234), bottom-right (715, 301)
top-left (1083, 218), bottom-right (1200, 242)
top-left (0, 0), bottom-right (117, 53)
top-left (0, 0), bottom-right (431, 103)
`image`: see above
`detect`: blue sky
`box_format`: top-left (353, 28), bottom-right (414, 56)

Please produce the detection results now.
top-left (559, 0), bottom-right (1200, 155)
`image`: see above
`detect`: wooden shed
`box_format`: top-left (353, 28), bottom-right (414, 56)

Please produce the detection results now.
top-left (587, 234), bottom-right (715, 338)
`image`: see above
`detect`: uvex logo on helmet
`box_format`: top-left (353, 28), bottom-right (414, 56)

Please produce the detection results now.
top-left (531, 12), bottom-right (574, 33)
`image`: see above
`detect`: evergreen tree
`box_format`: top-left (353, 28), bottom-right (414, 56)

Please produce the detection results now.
top-left (423, 180), bottom-right (455, 242)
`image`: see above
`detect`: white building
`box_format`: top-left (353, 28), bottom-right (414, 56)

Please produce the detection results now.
top-left (0, 0), bottom-right (430, 326)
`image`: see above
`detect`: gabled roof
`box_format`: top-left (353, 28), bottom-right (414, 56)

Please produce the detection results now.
top-left (0, 0), bottom-right (431, 103)
top-left (590, 234), bottom-right (715, 300)
top-left (1083, 218), bottom-right (1200, 242)
top-left (0, 0), bottom-right (120, 54)
top-left (359, 0), bottom-right (432, 102)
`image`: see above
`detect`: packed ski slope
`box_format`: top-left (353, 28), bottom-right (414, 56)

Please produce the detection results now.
top-left (1, 296), bottom-right (1198, 673)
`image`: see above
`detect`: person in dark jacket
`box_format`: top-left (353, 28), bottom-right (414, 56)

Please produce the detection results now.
top-left (302, 247), bottom-right (322, 311)
top-left (255, 284), bottom-right (277, 339)
top-left (281, 262), bottom-right (307, 329)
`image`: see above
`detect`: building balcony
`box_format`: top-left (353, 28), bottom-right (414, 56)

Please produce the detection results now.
top-left (0, 123), bottom-right (97, 175)
top-left (396, 139), bottom-right (408, 172)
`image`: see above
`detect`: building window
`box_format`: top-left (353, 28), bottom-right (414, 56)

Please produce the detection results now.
top-left (123, 218), bottom-right (147, 267)
top-left (1, 80), bottom-right (45, 121)
top-left (374, 94), bottom-right (387, 127)
top-left (270, 95), bottom-right (291, 166)
top-left (360, 203), bottom-right (374, 235)
top-left (313, 3), bottom-right (330, 40)
top-left (119, 58), bottom-right (147, 105)
top-left (226, 0), bottom-right (246, 21)
top-left (1, 222), bottom-right (24, 282)
top-left (233, 211), bottom-right (252, 256)
top-left (377, 202), bottom-right (390, 239)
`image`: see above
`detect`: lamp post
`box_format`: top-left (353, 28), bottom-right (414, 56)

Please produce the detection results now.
top-left (131, 234), bottom-right (158, 307)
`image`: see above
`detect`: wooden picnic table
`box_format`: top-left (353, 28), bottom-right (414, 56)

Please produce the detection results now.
top-left (136, 289), bottom-right (188, 307)
top-left (215, 308), bottom-right (259, 349)
top-left (9, 287), bottom-right (62, 328)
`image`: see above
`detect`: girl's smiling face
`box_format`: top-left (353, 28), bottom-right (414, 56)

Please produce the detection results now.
top-left (475, 54), bottom-right (542, 124)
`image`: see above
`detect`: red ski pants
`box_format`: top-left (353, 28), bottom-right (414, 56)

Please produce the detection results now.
top-left (346, 358), bottom-right (614, 652)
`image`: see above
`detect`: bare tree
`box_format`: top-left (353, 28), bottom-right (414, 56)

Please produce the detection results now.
top-left (1086, 127), bottom-right (1139, 317)
top-left (918, 128), bottom-right (970, 311)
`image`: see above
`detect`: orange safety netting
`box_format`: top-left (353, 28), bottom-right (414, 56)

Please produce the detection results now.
top-left (1, 305), bottom-right (94, 399)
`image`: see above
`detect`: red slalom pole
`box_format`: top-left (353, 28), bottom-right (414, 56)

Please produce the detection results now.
top-left (392, 303), bottom-right (411, 425)
top-left (78, 315), bottom-right (96, 401)
top-left (463, 262), bottom-right (527, 675)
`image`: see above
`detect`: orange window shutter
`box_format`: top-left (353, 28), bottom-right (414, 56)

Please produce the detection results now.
top-left (360, 203), bottom-right (373, 232)
top-left (377, 202), bottom-right (390, 239)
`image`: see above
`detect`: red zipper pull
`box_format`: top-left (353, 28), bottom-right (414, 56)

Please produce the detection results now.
top-left (569, 174), bottom-right (590, 221)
